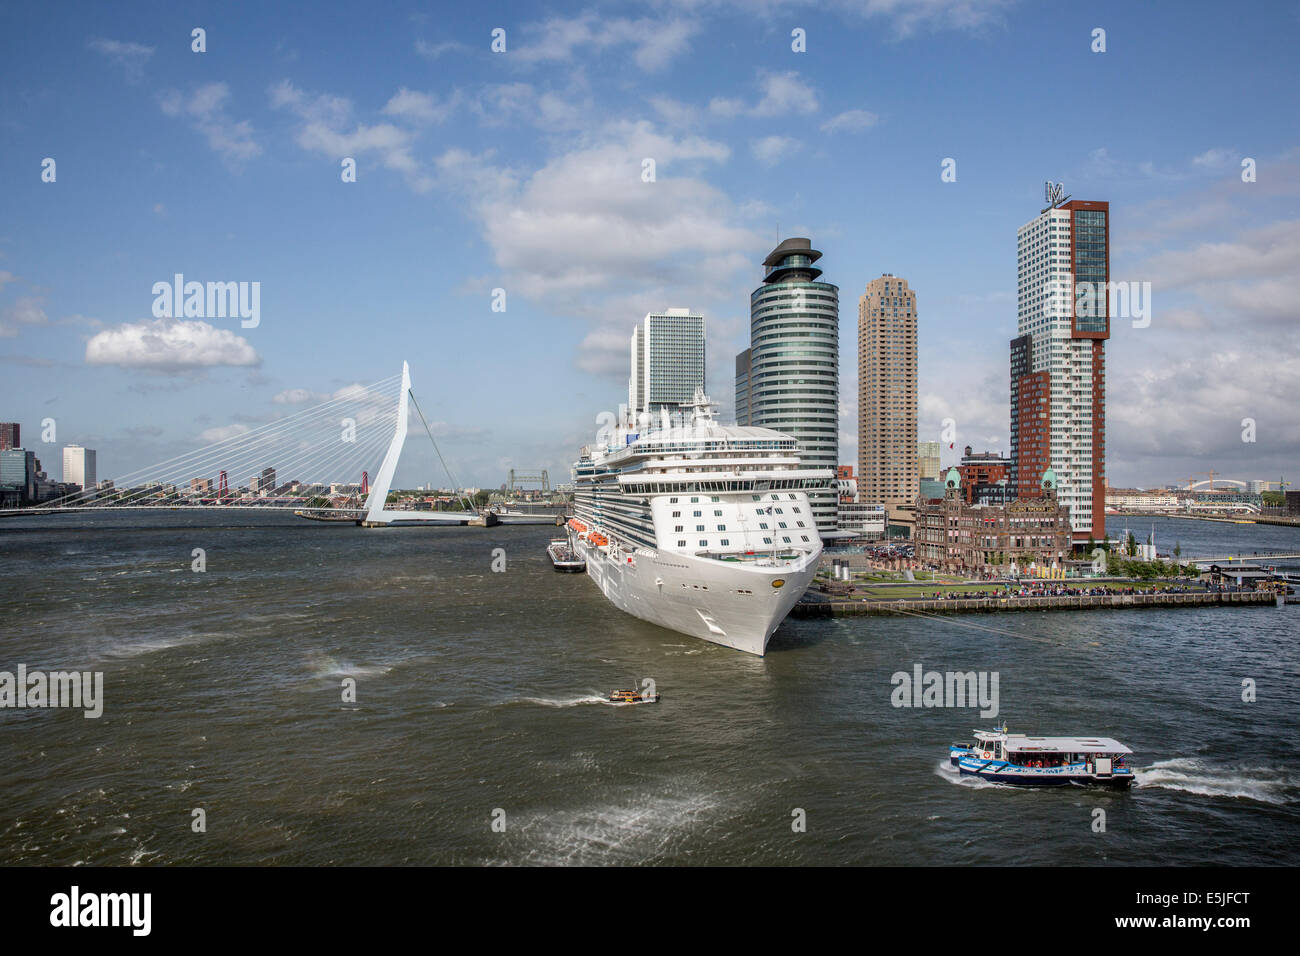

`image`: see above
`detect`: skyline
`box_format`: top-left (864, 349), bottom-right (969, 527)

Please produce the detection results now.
top-left (2, 1), bottom-right (1298, 491)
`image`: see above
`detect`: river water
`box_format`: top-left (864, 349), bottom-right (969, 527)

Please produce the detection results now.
top-left (1, 513), bottom-right (1296, 865)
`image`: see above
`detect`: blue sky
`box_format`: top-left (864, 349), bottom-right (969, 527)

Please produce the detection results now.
top-left (2, 0), bottom-right (1298, 490)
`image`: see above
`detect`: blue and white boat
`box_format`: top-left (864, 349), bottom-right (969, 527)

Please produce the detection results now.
top-left (949, 725), bottom-right (1135, 789)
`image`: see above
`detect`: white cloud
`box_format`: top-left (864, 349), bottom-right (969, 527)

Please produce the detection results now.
top-left (415, 39), bottom-right (467, 59)
top-left (271, 79), bottom-right (432, 191)
top-left (0, 296), bottom-right (48, 337)
top-left (273, 388), bottom-right (329, 405)
top-left (200, 423), bottom-right (252, 443)
top-left (752, 71), bottom-right (819, 116)
top-left (648, 96), bottom-right (699, 129)
top-left (707, 71), bottom-right (819, 119)
top-left (435, 120), bottom-right (762, 378)
top-left (821, 109), bottom-right (880, 133)
top-left (751, 135), bottom-right (801, 166)
top-left (1139, 218), bottom-right (1300, 290)
top-left (381, 87), bottom-right (459, 124)
top-left (85, 318), bottom-right (262, 371)
top-left (159, 83), bottom-right (260, 163)
top-left (87, 37), bottom-right (153, 81)
top-left (852, 0), bottom-right (1018, 38)
top-left (513, 13), bottom-right (699, 71)
top-left (1191, 147), bottom-right (1237, 169)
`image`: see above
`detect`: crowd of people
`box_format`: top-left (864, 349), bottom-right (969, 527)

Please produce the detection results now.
top-left (924, 583), bottom-right (1207, 600)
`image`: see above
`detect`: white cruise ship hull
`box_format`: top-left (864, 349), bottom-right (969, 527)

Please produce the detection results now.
top-left (574, 534), bottom-right (819, 656)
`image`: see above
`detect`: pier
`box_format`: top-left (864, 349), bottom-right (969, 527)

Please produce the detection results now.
top-left (793, 589), bottom-right (1287, 618)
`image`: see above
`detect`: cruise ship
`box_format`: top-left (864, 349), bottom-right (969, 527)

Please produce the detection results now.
top-left (569, 391), bottom-right (834, 655)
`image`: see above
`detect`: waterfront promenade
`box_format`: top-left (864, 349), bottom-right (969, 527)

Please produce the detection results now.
top-left (793, 588), bottom-right (1285, 618)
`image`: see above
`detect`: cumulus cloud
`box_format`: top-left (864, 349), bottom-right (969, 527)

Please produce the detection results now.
top-left (435, 120), bottom-right (762, 378)
top-left (712, 71), bottom-right (820, 119)
top-left (159, 83), bottom-right (260, 162)
top-left (85, 318), bottom-right (262, 371)
top-left (751, 135), bottom-right (801, 166)
top-left (271, 79), bottom-right (432, 191)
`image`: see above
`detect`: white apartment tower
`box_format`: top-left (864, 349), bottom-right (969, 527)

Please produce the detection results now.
top-left (63, 444), bottom-right (97, 493)
top-left (628, 309), bottom-right (706, 418)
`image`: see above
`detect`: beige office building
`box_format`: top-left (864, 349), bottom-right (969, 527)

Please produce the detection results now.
top-left (857, 274), bottom-right (918, 524)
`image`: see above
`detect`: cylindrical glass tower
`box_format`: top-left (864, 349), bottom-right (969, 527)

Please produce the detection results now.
top-left (748, 237), bottom-right (840, 534)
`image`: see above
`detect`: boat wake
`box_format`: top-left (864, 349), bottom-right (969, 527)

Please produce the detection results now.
top-left (933, 759), bottom-right (1034, 793)
top-left (509, 695), bottom-right (611, 709)
top-left (1136, 758), bottom-right (1299, 806)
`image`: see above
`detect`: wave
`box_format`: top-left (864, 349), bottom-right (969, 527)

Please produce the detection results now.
top-left (305, 654), bottom-right (392, 680)
top-left (1136, 758), bottom-right (1298, 806)
top-left (511, 792), bottom-right (717, 864)
top-left (102, 633), bottom-right (216, 660)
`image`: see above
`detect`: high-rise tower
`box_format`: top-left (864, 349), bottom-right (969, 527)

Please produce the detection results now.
top-left (1011, 189), bottom-right (1108, 543)
top-left (629, 309), bottom-right (706, 418)
top-left (857, 274), bottom-right (918, 524)
top-left (744, 237), bottom-right (839, 533)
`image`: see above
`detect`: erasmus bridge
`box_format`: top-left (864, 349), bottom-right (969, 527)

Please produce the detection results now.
top-left (3, 362), bottom-right (543, 527)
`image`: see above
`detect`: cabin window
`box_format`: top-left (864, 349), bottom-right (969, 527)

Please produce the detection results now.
top-left (713, 509), bottom-right (723, 516)
top-left (677, 540), bottom-right (686, 547)
top-left (670, 497), bottom-right (678, 503)
top-left (711, 496), bottom-right (720, 503)
top-left (759, 522), bottom-right (769, 529)
top-left (674, 525), bottom-right (683, 533)
top-left (690, 497), bottom-right (699, 503)
top-left (763, 537), bottom-right (772, 544)
top-left (698, 540), bottom-right (707, 547)
top-left (672, 510), bottom-right (680, 517)
top-left (695, 525), bottom-right (705, 532)
top-left (693, 510), bottom-right (701, 517)
top-left (716, 525), bottom-right (726, 531)
top-left (720, 539), bottom-right (730, 546)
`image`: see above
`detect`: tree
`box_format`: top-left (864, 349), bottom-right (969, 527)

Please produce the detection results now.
top-left (1173, 541), bottom-right (1182, 559)
top-left (1126, 531), bottom-right (1137, 557)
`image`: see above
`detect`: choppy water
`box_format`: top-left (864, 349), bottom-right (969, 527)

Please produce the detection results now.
top-left (1, 513), bottom-right (1297, 865)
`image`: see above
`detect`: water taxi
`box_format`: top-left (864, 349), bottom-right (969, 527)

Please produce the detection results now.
top-left (950, 725), bottom-right (1134, 789)
top-left (607, 689), bottom-right (660, 704)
